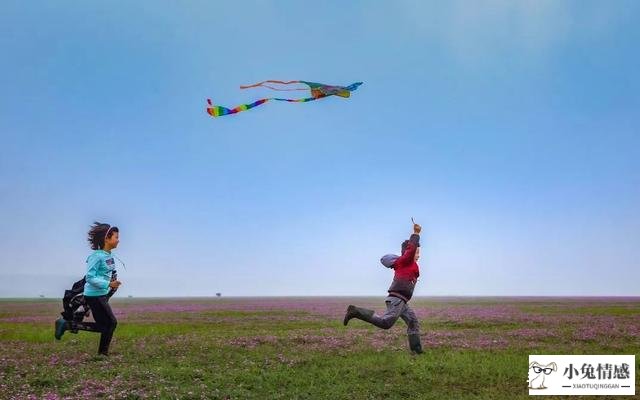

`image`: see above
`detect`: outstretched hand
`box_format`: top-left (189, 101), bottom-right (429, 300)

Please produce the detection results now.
top-left (412, 218), bottom-right (422, 234)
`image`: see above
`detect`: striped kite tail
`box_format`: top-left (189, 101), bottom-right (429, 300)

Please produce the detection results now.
top-left (206, 98), bottom-right (270, 117)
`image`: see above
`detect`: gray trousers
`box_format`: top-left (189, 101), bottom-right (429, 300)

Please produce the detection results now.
top-left (368, 296), bottom-right (420, 335)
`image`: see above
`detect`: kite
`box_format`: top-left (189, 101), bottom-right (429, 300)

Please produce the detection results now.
top-left (206, 80), bottom-right (363, 117)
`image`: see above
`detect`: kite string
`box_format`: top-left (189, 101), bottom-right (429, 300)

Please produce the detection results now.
top-left (240, 80), bottom-right (305, 90)
top-left (251, 85), bottom-right (308, 92)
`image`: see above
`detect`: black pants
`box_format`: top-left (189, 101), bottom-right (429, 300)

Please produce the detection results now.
top-left (85, 295), bottom-right (117, 355)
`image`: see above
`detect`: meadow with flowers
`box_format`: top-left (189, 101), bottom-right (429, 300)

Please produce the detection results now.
top-left (1, 297), bottom-right (639, 399)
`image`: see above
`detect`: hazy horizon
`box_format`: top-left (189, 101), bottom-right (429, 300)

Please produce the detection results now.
top-left (2, 294), bottom-right (640, 300)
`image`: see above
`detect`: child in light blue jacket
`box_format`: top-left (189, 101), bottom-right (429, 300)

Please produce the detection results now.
top-left (55, 222), bottom-right (122, 356)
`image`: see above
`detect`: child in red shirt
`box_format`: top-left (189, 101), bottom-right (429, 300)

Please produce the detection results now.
top-left (343, 221), bottom-right (423, 354)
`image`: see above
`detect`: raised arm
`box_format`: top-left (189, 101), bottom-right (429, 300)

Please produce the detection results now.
top-left (395, 222), bottom-right (422, 268)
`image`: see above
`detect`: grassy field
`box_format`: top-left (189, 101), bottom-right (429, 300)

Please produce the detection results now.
top-left (1, 297), bottom-right (638, 399)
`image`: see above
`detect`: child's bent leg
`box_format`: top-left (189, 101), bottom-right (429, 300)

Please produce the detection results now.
top-left (371, 296), bottom-right (405, 329)
top-left (343, 297), bottom-right (404, 329)
top-left (72, 321), bottom-right (101, 333)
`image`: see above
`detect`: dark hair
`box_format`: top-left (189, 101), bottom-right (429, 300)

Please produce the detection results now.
top-left (87, 221), bottom-right (119, 250)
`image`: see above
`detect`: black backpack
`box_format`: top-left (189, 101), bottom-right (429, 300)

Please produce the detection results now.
top-left (61, 277), bottom-right (90, 322)
top-left (60, 271), bottom-right (118, 322)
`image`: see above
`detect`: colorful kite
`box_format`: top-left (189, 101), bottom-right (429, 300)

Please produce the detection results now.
top-left (206, 80), bottom-right (363, 117)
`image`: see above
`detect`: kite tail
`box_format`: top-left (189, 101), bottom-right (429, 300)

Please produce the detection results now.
top-left (206, 98), bottom-right (270, 117)
top-left (240, 80), bottom-right (304, 90)
top-left (205, 96), bottom-right (321, 117)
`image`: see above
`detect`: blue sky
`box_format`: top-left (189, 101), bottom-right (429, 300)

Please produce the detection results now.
top-left (1, 1), bottom-right (639, 297)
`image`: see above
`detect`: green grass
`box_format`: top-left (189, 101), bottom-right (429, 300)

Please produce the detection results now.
top-left (1, 298), bottom-right (638, 399)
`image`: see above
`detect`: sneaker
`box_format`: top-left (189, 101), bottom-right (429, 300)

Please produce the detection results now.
top-left (54, 318), bottom-right (67, 340)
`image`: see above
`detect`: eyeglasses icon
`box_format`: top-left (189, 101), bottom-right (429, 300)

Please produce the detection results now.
top-left (532, 366), bottom-right (554, 375)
